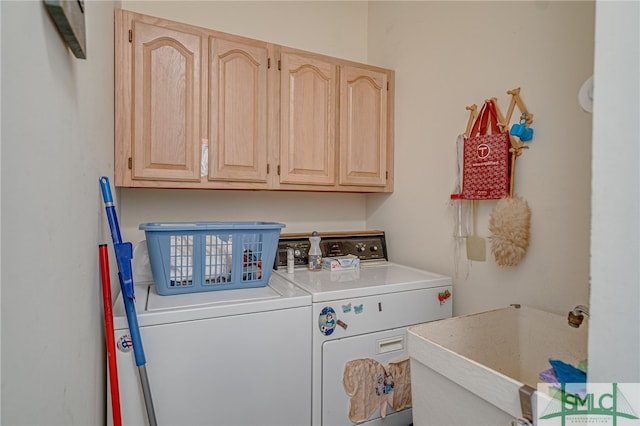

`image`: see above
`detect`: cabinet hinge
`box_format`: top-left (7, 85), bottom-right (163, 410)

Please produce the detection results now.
top-left (267, 58), bottom-right (271, 69)
top-left (278, 60), bottom-right (281, 71)
top-left (128, 29), bottom-right (132, 43)
top-left (128, 157), bottom-right (132, 170)
top-left (387, 82), bottom-right (389, 91)
top-left (267, 163), bottom-right (270, 174)
top-left (277, 165), bottom-right (281, 175)
top-left (386, 171), bottom-right (389, 180)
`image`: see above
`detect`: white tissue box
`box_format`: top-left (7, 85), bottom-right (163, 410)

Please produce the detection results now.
top-left (322, 255), bottom-right (360, 271)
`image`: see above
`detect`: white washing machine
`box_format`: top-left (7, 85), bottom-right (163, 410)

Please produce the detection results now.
top-left (108, 267), bottom-right (312, 426)
top-left (273, 231), bottom-right (453, 426)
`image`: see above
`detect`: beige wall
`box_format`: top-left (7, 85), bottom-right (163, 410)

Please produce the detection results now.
top-left (121, 1), bottom-right (594, 318)
top-left (1, 1), bottom-right (116, 423)
top-left (588, 1), bottom-right (640, 382)
top-left (366, 1), bottom-right (594, 316)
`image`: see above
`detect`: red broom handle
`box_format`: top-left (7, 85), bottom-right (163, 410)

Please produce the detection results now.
top-left (99, 244), bottom-right (122, 426)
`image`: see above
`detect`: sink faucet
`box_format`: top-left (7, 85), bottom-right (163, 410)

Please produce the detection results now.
top-left (568, 304), bottom-right (590, 328)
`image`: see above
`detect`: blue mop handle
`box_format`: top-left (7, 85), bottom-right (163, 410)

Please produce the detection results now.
top-left (99, 177), bottom-right (134, 300)
top-left (119, 280), bottom-right (147, 367)
top-left (99, 177), bottom-right (146, 367)
top-left (99, 177), bottom-right (122, 243)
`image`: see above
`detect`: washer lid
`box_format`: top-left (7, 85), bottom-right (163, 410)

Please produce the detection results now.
top-left (147, 282), bottom-right (281, 312)
top-left (275, 262), bottom-right (451, 302)
top-left (112, 274), bottom-right (311, 329)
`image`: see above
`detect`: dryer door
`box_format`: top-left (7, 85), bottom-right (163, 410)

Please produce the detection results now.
top-left (321, 326), bottom-right (413, 426)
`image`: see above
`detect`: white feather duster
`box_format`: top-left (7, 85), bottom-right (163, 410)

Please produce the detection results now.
top-left (488, 196), bottom-right (531, 267)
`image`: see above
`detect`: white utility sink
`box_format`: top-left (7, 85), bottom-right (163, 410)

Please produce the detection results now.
top-left (408, 304), bottom-right (588, 425)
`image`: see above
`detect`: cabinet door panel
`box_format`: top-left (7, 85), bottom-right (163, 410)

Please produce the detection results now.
top-left (280, 52), bottom-right (336, 185)
top-left (116, 10), bottom-right (393, 192)
top-left (209, 37), bottom-right (269, 182)
top-left (132, 20), bottom-right (202, 181)
top-left (339, 66), bottom-right (388, 187)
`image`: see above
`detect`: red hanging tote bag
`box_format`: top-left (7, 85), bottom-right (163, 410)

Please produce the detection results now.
top-left (462, 100), bottom-right (511, 200)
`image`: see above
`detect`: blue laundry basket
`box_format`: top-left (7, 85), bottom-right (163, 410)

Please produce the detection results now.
top-left (140, 222), bottom-right (285, 295)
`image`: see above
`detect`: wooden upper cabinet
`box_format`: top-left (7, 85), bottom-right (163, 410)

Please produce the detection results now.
top-left (339, 65), bottom-right (388, 187)
top-left (208, 37), bottom-right (269, 183)
top-left (115, 9), bottom-right (394, 192)
top-left (279, 50), bottom-right (337, 186)
top-left (129, 13), bottom-right (203, 182)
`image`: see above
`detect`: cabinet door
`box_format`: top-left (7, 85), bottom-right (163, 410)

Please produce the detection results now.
top-left (208, 37), bottom-right (269, 183)
top-left (280, 51), bottom-right (337, 186)
top-left (130, 16), bottom-right (202, 181)
top-left (339, 65), bottom-right (388, 187)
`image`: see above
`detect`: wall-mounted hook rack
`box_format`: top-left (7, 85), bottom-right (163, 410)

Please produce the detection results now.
top-left (505, 88), bottom-right (533, 126)
top-left (464, 104), bottom-right (478, 137)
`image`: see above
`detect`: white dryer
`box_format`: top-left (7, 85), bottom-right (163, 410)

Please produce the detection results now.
top-left (273, 231), bottom-right (453, 426)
